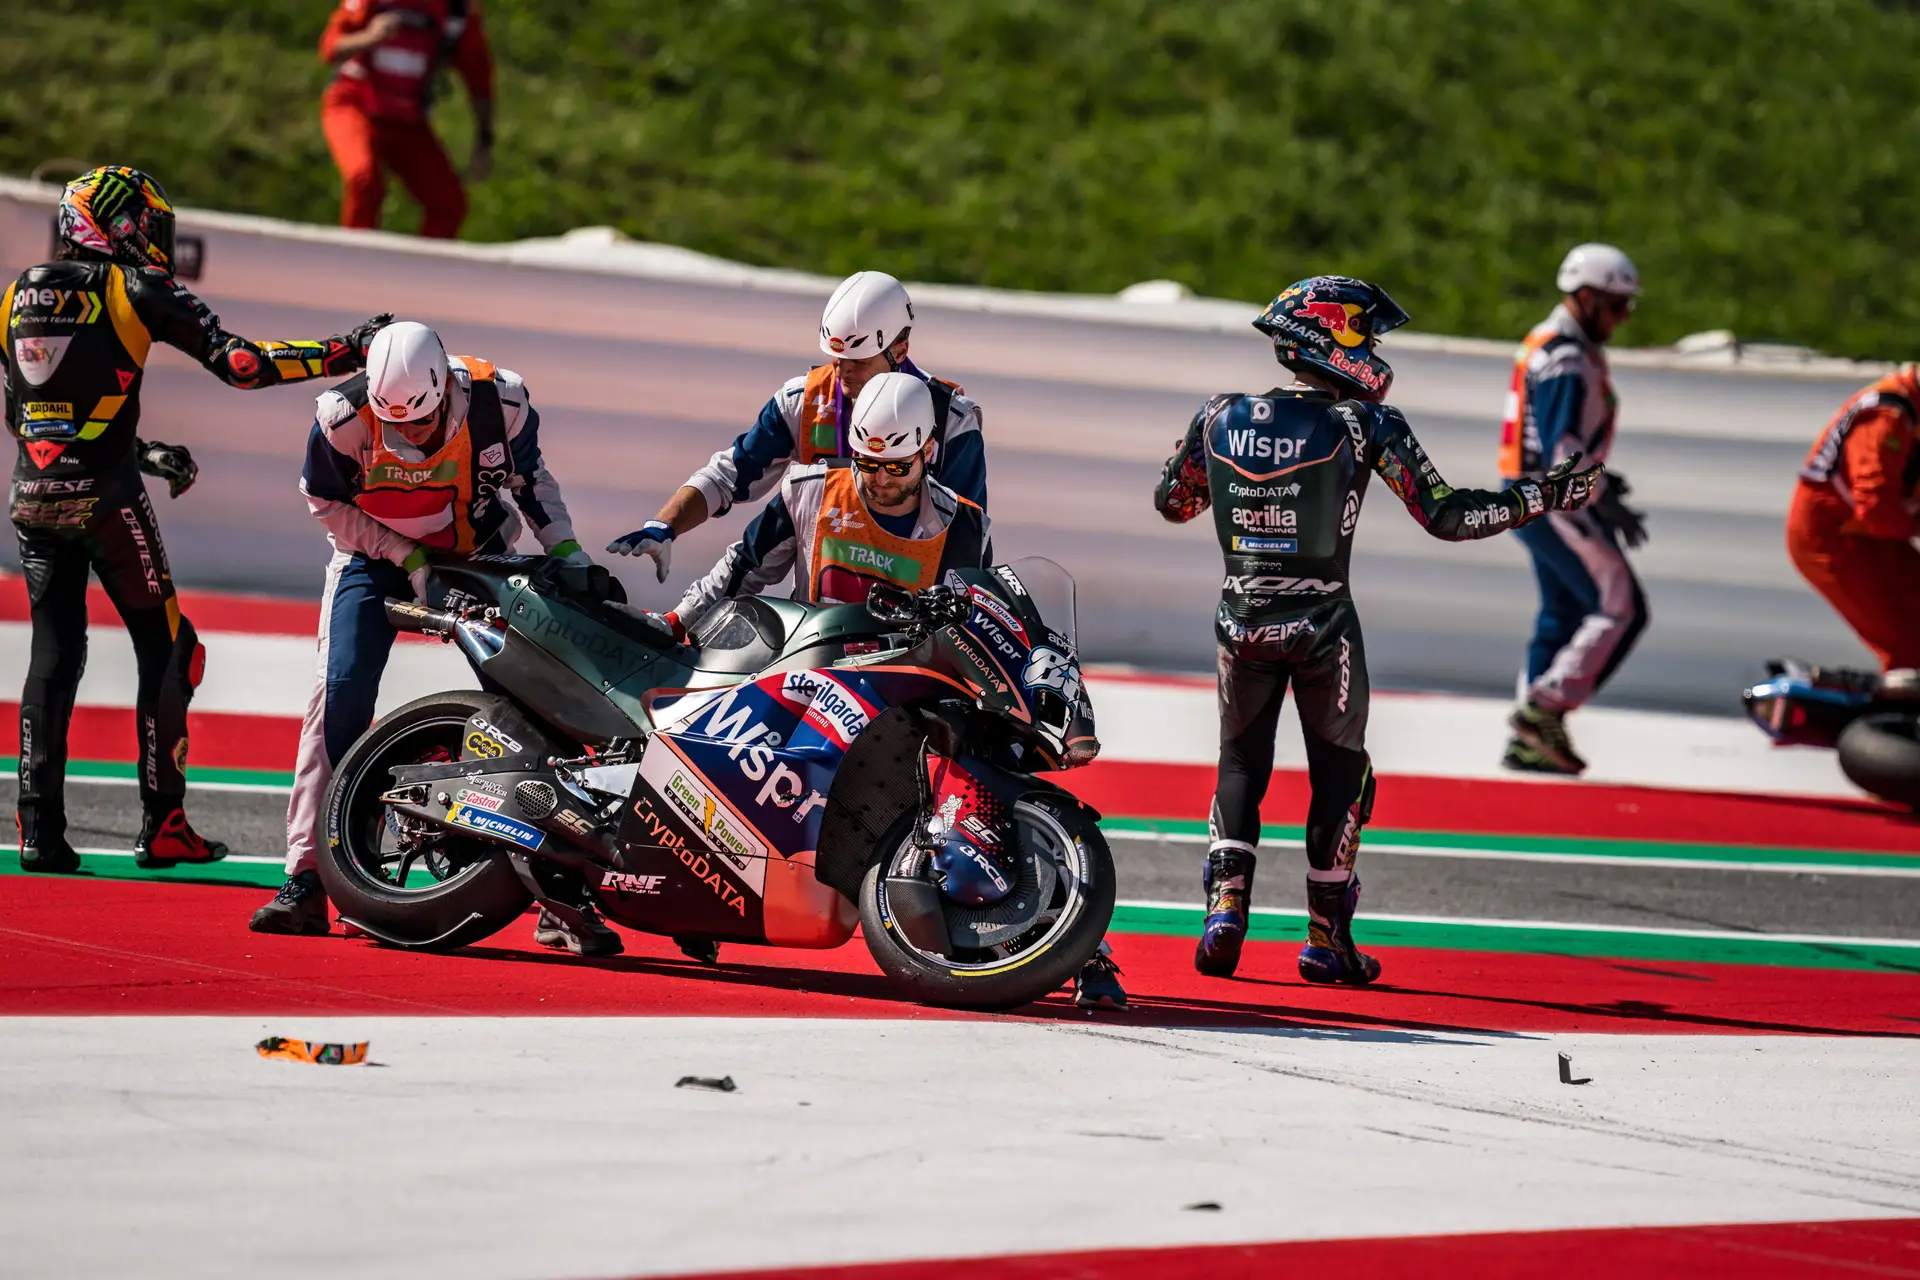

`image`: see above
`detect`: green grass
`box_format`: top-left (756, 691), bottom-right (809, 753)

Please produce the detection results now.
top-left (8, 0), bottom-right (1920, 355)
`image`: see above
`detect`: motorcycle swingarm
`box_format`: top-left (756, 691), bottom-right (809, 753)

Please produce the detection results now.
top-left (380, 762), bottom-right (618, 862)
top-left (381, 754), bottom-right (546, 791)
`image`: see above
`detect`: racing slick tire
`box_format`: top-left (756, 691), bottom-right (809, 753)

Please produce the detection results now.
top-left (1837, 711), bottom-right (1920, 812)
top-left (317, 691), bottom-right (535, 951)
top-left (859, 793), bottom-right (1116, 1012)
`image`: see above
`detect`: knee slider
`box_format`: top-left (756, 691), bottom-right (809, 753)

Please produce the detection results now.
top-left (172, 616), bottom-right (206, 696)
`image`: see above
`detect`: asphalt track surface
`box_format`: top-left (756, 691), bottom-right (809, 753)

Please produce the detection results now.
top-left (0, 217), bottom-right (1886, 714)
top-left (17, 778), bottom-right (1920, 941)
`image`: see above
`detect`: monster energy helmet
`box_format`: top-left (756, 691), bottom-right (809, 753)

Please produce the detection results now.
top-left (1252, 275), bottom-right (1410, 400)
top-left (58, 166), bottom-right (178, 274)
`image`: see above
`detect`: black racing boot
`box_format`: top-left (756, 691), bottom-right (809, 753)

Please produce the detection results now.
top-left (1507, 705), bottom-right (1586, 775)
top-left (134, 807), bottom-right (229, 868)
top-left (1194, 846), bottom-right (1257, 978)
top-left (1073, 939), bottom-right (1128, 1010)
top-left (17, 815), bottom-right (82, 875)
top-left (1298, 874), bottom-right (1382, 986)
top-left (534, 905), bottom-right (624, 957)
top-left (249, 870), bottom-right (332, 936)
top-left (674, 935), bottom-right (721, 966)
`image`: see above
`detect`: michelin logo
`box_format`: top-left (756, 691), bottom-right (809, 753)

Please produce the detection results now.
top-left (447, 803), bottom-right (545, 851)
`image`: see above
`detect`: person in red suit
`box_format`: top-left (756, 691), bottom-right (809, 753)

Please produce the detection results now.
top-left (319, 0), bottom-right (494, 239)
top-left (1787, 365), bottom-right (1920, 673)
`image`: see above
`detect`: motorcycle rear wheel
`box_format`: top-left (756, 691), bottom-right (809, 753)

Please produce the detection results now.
top-left (317, 691), bottom-right (535, 950)
top-left (859, 794), bottom-right (1115, 1011)
top-left (1838, 711), bottom-right (1920, 812)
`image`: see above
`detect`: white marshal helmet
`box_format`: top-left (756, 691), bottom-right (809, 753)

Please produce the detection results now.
top-left (847, 372), bottom-right (935, 460)
top-left (1556, 243), bottom-right (1641, 297)
top-left (365, 320), bottom-right (450, 423)
top-left (820, 270), bottom-right (914, 361)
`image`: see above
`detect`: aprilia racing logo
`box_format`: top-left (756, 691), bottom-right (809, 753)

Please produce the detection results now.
top-left (1231, 507), bottom-right (1297, 532)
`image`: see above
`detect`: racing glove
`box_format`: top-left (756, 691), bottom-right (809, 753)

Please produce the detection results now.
top-left (135, 438), bottom-right (197, 498)
top-left (1514, 451), bottom-right (1604, 522)
top-left (1592, 469), bottom-right (1649, 549)
top-left (605, 520), bottom-right (675, 582)
top-left (346, 313), bottom-right (395, 360)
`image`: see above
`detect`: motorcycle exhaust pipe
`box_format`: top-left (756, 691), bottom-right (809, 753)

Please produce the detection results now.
top-left (384, 598), bottom-right (458, 639)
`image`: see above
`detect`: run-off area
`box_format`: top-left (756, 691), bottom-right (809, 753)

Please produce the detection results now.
top-left (1, 1016), bottom-right (1916, 1280)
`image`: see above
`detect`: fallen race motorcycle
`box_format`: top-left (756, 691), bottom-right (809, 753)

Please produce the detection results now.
top-left (315, 554), bottom-right (1115, 1010)
top-left (1743, 659), bottom-right (1920, 811)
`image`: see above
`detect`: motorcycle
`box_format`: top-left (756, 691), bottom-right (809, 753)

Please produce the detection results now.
top-left (315, 554), bottom-right (1116, 1010)
top-left (1742, 659), bottom-right (1920, 811)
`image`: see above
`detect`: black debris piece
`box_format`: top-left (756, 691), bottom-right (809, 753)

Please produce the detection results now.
top-left (1558, 1053), bottom-right (1592, 1086)
top-left (1183, 1202), bottom-right (1223, 1212)
top-left (676, 1075), bottom-right (738, 1093)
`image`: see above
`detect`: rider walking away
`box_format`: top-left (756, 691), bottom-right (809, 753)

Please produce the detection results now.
top-left (6, 166), bottom-right (384, 874)
top-left (1155, 275), bottom-right (1602, 985)
top-left (1498, 244), bottom-right (1650, 775)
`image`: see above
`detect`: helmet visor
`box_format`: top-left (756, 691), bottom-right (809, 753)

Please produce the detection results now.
top-left (141, 207), bottom-right (176, 272)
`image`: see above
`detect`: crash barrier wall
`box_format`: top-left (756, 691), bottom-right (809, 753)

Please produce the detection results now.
top-left (0, 177), bottom-right (1890, 709)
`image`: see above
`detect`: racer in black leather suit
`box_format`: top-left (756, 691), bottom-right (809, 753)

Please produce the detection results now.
top-left (1154, 274), bottom-right (1600, 985)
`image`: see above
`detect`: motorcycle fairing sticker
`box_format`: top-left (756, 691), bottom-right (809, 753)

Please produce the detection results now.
top-left (446, 803), bottom-right (544, 850)
top-left (638, 736), bottom-right (771, 898)
top-left (665, 681), bottom-right (843, 856)
top-left (761, 669), bottom-right (881, 755)
top-left (618, 790), bottom-right (758, 925)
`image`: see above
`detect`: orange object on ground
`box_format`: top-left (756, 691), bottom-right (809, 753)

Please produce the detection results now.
top-left (318, 0), bottom-right (493, 238)
top-left (1787, 365), bottom-right (1920, 671)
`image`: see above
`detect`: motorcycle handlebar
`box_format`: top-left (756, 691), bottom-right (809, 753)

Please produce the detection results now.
top-left (866, 583), bottom-right (970, 629)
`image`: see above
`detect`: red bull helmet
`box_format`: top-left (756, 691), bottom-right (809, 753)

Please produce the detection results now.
top-left (58, 166), bottom-right (178, 274)
top-left (1253, 275), bottom-right (1410, 400)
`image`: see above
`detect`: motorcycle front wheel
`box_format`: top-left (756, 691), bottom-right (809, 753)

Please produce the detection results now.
top-left (859, 793), bottom-right (1115, 1011)
top-left (317, 691), bottom-right (535, 950)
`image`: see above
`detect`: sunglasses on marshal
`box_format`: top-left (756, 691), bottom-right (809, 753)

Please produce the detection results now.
top-left (853, 455), bottom-right (918, 476)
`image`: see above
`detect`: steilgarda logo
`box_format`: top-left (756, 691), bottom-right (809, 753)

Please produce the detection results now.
top-left (446, 803), bottom-right (544, 851)
top-left (780, 670), bottom-right (873, 749)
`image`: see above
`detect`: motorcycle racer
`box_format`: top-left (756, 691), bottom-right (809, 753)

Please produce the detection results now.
top-left (6, 166), bottom-right (385, 874)
top-left (1787, 364), bottom-right (1920, 673)
top-left (1497, 244), bottom-right (1650, 775)
top-left (667, 372), bottom-right (1127, 1009)
top-left (1156, 275), bottom-right (1601, 984)
top-left (248, 321), bottom-right (601, 950)
top-left (606, 272), bottom-right (987, 581)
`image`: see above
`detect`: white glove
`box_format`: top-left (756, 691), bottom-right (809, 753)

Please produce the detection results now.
top-left (409, 566), bottom-right (431, 601)
top-left (605, 520), bottom-right (674, 583)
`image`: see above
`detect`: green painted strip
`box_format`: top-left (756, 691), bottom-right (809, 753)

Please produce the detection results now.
top-left (2, 856), bottom-right (284, 891)
top-left (1099, 816), bottom-right (1920, 871)
top-left (1108, 903), bottom-right (1920, 975)
top-left (0, 757), bottom-right (296, 790)
top-left (8, 858), bottom-right (1917, 974)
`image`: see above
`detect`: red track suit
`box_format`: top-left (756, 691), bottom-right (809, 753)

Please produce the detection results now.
top-left (320, 0), bottom-right (493, 238)
top-left (1787, 367), bottom-right (1920, 670)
